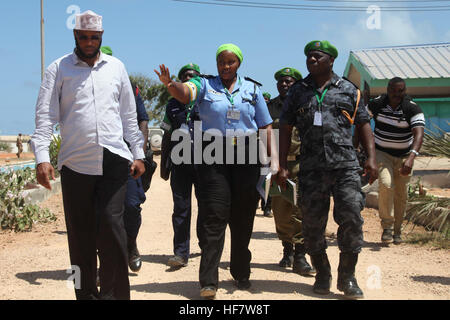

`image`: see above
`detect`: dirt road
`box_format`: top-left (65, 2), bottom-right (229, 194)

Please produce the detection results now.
top-left (0, 157), bottom-right (449, 301)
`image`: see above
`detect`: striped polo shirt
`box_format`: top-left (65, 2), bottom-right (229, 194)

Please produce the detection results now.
top-left (369, 95), bottom-right (425, 157)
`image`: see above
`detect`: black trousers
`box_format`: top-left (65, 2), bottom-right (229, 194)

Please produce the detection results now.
top-left (170, 163), bottom-right (200, 259)
top-left (60, 148), bottom-right (130, 300)
top-left (196, 161), bottom-right (260, 288)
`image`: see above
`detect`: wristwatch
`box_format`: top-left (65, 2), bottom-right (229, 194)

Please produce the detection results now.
top-left (409, 149), bottom-right (419, 156)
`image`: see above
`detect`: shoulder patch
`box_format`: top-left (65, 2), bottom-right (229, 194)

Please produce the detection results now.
top-left (244, 76), bottom-right (262, 87)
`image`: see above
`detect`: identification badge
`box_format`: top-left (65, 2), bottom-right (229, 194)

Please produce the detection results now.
top-left (227, 109), bottom-right (240, 120)
top-left (313, 111), bottom-right (322, 126)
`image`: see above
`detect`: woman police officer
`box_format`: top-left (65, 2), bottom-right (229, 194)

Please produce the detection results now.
top-left (155, 43), bottom-right (273, 299)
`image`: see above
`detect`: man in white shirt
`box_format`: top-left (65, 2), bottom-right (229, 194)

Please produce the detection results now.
top-left (31, 10), bottom-right (145, 300)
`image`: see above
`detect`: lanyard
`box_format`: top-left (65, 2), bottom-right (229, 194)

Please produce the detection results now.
top-left (224, 89), bottom-right (239, 106)
top-left (314, 88), bottom-right (328, 110)
top-left (223, 77), bottom-right (241, 107)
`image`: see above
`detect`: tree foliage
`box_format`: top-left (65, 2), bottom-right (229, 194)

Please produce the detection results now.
top-left (130, 74), bottom-right (175, 124)
top-left (421, 123), bottom-right (450, 158)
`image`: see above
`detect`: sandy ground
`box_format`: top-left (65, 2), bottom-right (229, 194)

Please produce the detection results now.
top-left (0, 156), bottom-right (449, 301)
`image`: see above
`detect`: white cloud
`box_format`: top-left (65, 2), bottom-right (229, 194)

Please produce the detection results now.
top-left (320, 11), bottom-right (441, 51)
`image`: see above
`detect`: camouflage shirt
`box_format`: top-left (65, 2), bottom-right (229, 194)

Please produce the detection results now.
top-left (268, 95), bottom-right (300, 159)
top-left (280, 73), bottom-right (370, 171)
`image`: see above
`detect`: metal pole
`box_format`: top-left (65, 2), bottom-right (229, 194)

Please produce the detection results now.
top-left (40, 0), bottom-right (45, 81)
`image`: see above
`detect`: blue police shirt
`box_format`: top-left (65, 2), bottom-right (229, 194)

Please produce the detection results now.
top-left (186, 75), bottom-right (272, 136)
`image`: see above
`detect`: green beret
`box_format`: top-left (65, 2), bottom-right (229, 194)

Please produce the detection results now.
top-left (262, 92), bottom-right (271, 99)
top-left (100, 46), bottom-right (113, 56)
top-left (216, 43), bottom-right (243, 64)
top-left (274, 67), bottom-right (302, 81)
top-left (178, 63), bottom-right (200, 79)
top-left (304, 40), bottom-right (338, 58)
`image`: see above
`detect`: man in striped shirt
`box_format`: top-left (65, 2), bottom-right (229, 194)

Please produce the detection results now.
top-left (368, 77), bottom-right (425, 244)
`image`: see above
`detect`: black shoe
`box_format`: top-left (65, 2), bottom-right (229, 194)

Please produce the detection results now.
top-left (293, 243), bottom-right (316, 276)
top-left (167, 255), bottom-right (188, 268)
top-left (127, 237), bottom-right (142, 272)
top-left (200, 286), bottom-right (217, 299)
top-left (337, 252), bottom-right (364, 299)
top-left (381, 229), bottom-right (393, 244)
top-left (337, 275), bottom-right (364, 299)
top-left (235, 279), bottom-right (251, 290)
top-left (263, 208), bottom-right (273, 217)
top-left (128, 251), bottom-right (142, 272)
top-left (393, 234), bottom-right (402, 245)
top-left (279, 241), bottom-right (294, 267)
top-left (311, 252), bottom-right (332, 295)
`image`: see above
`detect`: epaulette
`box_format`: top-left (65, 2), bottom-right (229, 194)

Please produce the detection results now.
top-left (244, 76), bottom-right (262, 87)
top-left (342, 76), bottom-right (360, 90)
top-left (199, 73), bottom-right (215, 79)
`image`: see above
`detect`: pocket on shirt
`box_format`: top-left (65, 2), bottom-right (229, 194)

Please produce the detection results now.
top-left (335, 100), bottom-right (354, 128)
top-left (330, 135), bottom-right (356, 162)
top-left (295, 102), bottom-right (312, 130)
top-left (202, 94), bottom-right (225, 114)
top-left (241, 92), bottom-right (256, 119)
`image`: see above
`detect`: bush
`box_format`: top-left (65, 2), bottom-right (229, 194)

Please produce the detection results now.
top-left (49, 135), bottom-right (61, 171)
top-left (0, 168), bottom-right (56, 232)
top-left (0, 142), bottom-right (11, 152)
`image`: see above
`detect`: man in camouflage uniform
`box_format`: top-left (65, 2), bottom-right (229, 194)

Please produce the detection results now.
top-left (268, 67), bottom-right (315, 276)
top-left (276, 41), bottom-right (378, 299)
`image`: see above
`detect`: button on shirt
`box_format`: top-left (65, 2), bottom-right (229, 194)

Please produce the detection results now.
top-left (186, 75), bottom-right (272, 136)
top-left (31, 52), bottom-right (145, 175)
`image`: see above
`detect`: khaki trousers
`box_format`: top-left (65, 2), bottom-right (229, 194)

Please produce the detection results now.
top-left (271, 160), bottom-right (303, 244)
top-left (376, 149), bottom-right (413, 234)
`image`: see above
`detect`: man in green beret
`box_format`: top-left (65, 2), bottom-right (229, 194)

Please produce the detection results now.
top-left (303, 40), bottom-right (338, 59)
top-left (177, 63), bottom-right (201, 81)
top-left (267, 67), bottom-right (316, 277)
top-left (160, 63), bottom-right (202, 269)
top-left (276, 40), bottom-right (378, 299)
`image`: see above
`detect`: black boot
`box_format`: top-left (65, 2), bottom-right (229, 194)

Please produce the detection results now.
top-left (310, 252), bottom-right (332, 295)
top-left (279, 241), bottom-right (294, 267)
top-left (293, 243), bottom-right (316, 276)
top-left (127, 236), bottom-right (142, 273)
top-left (337, 252), bottom-right (364, 299)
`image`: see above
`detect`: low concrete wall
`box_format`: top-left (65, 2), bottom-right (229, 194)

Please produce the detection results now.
top-left (411, 170), bottom-right (450, 188)
top-left (364, 170), bottom-right (449, 210)
top-left (22, 178), bottom-right (61, 205)
top-left (0, 135), bottom-right (32, 153)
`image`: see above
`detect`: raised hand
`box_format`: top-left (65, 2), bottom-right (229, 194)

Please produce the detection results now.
top-left (154, 64), bottom-right (172, 87)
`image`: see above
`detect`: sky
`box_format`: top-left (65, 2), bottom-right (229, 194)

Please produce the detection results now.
top-left (0, 0), bottom-right (449, 135)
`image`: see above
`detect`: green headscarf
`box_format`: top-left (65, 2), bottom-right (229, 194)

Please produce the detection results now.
top-left (304, 40), bottom-right (338, 58)
top-left (216, 43), bottom-right (243, 63)
top-left (100, 46), bottom-right (113, 56)
top-left (274, 67), bottom-right (302, 81)
top-left (178, 63), bottom-right (201, 79)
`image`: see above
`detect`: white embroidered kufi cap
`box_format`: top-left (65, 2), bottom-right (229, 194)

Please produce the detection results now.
top-left (74, 10), bottom-right (103, 32)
